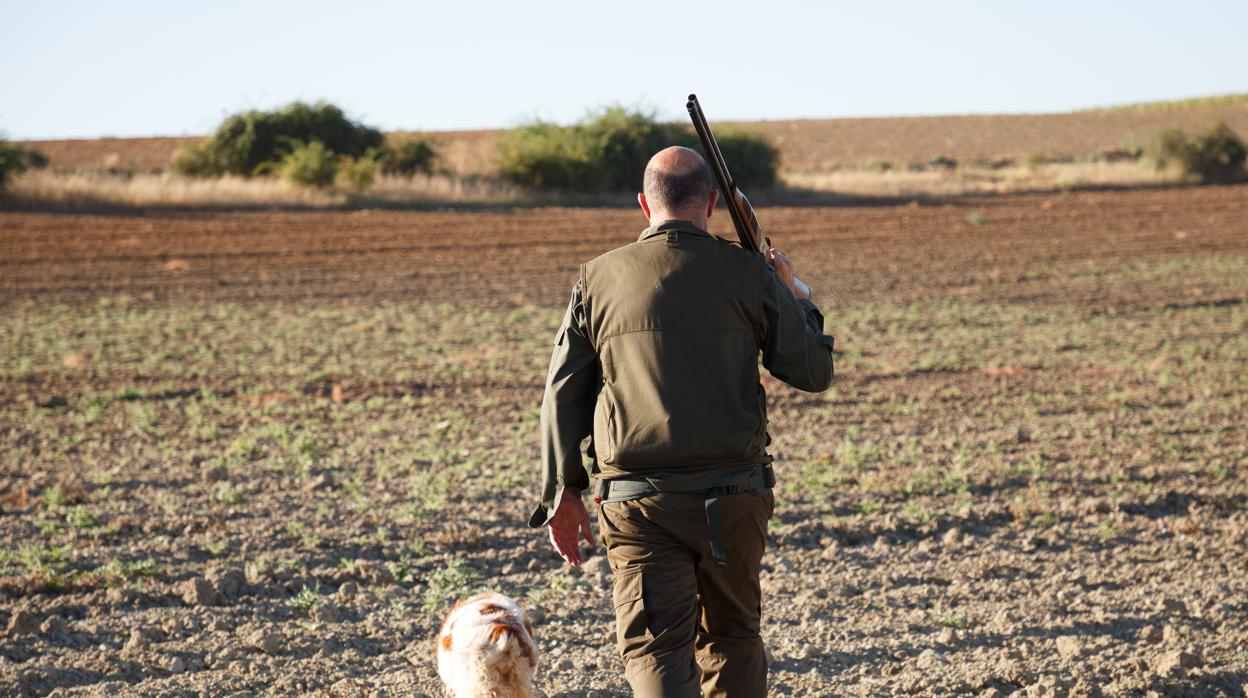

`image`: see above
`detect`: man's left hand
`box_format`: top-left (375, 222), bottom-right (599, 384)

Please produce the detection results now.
top-left (768, 248), bottom-right (813, 301)
top-left (547, 489), bottom-right (596, 565)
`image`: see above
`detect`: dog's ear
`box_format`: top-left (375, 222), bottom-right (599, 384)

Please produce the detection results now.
top-left (478, 603), bottom-right (506, 616)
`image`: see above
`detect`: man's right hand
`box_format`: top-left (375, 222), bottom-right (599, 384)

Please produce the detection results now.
top-left (547, 488), bottom-right (596, 565)
top-left (768, 248), bottom-right (812, 301)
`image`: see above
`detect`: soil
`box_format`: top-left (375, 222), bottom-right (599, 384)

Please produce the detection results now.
top-left (1, 183), bottom-right (1246, 697)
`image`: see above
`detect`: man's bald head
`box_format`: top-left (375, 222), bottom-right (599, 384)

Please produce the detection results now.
top-left (642, 146), bottom-right (713, 217)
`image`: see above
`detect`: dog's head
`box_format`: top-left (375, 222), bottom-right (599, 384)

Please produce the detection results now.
top-left (436, 592), bottom-right (538, 698)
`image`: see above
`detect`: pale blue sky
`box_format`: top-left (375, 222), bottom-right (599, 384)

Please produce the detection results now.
top-left (4, 0), bottom-right (1246, 140)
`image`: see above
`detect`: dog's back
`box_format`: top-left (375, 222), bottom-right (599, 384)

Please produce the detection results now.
top-left (436, 592), bottom-right (538, 698)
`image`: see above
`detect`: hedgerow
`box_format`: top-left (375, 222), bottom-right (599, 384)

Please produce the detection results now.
top-left (171, 101), bottom-right (384, 178)
top-left (498, 106), bottom-right (779, 192)
top-left (1149, 122), bottom-right (1246, 183)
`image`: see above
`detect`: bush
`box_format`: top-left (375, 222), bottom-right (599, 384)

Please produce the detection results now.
top-left (1187, 123), bottom-right (1246, 183)
top-left (1149, 127), bottom-right (1190, 169)
top-left (273, 140), bottom-right (338, 187)
top-left (580, 107), bottom-right (691, 191)
top-left (0, 139), bottom-right (48, 187)
top-left (714, 131), bottom-right (779, 188)
top-left (380, 138), bottom-right (437, 177)
top-left (339, 151), bottom-right (379, 189)
top-left (498, 121), bottom-right (597, 190)
top-left (170, 140), bottom-right (222, 177)
top-left (172, 101), bottom-right (383, 178)
top-left (498, 106), bottom-right (779, 192)
top-left (1149, 123), bottom-right (1246, 183)
top-left (23, 148), bottom-right (49, 170)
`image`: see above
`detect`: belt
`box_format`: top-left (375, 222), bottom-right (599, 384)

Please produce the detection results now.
top-left (594, 465), bottom-right (775, 568)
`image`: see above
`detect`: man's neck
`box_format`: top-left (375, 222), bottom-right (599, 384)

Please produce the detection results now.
top-left (649, 213), bottom-right (708, 230)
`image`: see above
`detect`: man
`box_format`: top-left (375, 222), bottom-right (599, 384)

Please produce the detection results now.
top-left (528, 146), bottom-right (834, 697)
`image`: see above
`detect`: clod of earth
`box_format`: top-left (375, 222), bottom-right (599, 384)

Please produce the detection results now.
top-left (179, 578), bottom-right (222, 607)
top-left (200, 465), bottom-right (228, 483)
top-left (206, 566), bottom-right (246, 599)
top-left (312, 601), bottom-right (340, 623)
top-left (247, 630), bottom-right (284, 655)
top-left (39, 615), bottom-right (67, 637)
top-left (941, 527), bottom-right (963, 547)
top-left (348, 560), bottom-right (394, 586)
top-left (337, 581), bottom-right (359, 600)
top-left (1153, 650), bottom-right (1203, 677)
top-left (1054, 636), bottom-right (1083, 660)
top-left (6, 610), bottom-right (37, 636)
top-left (123, 628), bottom-right (156, 655)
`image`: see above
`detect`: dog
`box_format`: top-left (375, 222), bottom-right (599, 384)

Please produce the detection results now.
top-left (436, 592), bottom-right (538, 698)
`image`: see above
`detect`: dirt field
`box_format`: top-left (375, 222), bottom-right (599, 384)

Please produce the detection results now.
top-left (2, 184), bottom-right (1247, 696)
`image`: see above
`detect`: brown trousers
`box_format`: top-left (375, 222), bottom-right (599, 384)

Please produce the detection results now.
top-left (597, 490), bottom-right (774, 698)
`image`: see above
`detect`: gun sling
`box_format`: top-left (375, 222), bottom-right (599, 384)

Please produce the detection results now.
top-left (594, 465), bottom-right (776, 567)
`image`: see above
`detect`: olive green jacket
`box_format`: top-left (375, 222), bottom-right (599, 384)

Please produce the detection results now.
top-left (529, 219), bottom-right (834, 527)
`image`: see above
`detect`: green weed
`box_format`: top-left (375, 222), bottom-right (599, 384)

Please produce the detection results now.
top-left (931, 612), bottom-right (969, 629)
top-left (288, 583), bottom-right (322, 613)
top-left (423, 559), bottom-right (481, 611)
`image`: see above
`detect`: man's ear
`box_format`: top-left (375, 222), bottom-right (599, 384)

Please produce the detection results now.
top-left (706, 190), bottom-right (719, 219)
top-left (638, 192), bottom-right (651, 220)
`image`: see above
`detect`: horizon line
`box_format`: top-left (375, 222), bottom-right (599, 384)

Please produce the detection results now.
top-left (13, 91), bottom-right (1248, 143)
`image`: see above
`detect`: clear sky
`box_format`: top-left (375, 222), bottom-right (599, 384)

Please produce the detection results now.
top-left (4, 0), bottom-right (1246, 140)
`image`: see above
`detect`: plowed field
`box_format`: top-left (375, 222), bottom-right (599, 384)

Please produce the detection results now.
top-left (2, 184), bottom-right (1247, 696)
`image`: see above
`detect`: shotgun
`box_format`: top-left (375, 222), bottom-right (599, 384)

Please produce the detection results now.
top-left (686, 94), bottom-right (810, 298)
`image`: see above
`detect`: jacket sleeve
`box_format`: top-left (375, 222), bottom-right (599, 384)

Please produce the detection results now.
top-left (760, 267), bottom-right (835, 392)
top-left (528, 279), bottom-right (599, 528)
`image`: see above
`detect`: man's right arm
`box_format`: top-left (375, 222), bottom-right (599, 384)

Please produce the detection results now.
top-left (760, 260), bottom-right (834, 392)
top-left (528, 279), bottom-right (598, 530)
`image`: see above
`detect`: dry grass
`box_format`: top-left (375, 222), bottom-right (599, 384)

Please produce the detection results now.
top-left (782, 160), bottom-right (1184, 197)
top-left (2, 171), bottom-right (525, 211)
top-left (0, 160), bottom-right (1192, 211)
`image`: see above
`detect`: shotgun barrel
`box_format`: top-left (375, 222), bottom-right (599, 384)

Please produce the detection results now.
top-left (687, 94), bottom-right (762, 253)
top-left (687, 94), bottom-right (812, 299)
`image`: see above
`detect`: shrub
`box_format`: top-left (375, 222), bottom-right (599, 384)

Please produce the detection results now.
top-left (1149, 127), bottom-right (1190, 169)
top-left (580, 107), bottom-right (689, 191)
top-left (172, 101), bottom-right (383, 178)
top-left (498, 106), bottom-right (779, 192)
top-left (380, 138), bottom-right (437, 176)
top-left (23, 148), bottom-right (49, 170)
top-left (339, 151), bottom-right (379, 189)
top-left (498, 121), bottom-right (597, 190)
top-left (706, 130), bottom-right (780, 188)
top-left (0, 139), bottom-right (47, 187)
top-left (273, 140), bottom-right (338, 187)
top-left (1149, 123), bottom-right (1247, 183)
top-left (170, 140), bottom-right (222, 178)
top-left (1187, 123), bottom-right (1246, 183)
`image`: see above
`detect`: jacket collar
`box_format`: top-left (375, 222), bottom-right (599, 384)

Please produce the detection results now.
top-left (638, 219), bottom-right (713, 242)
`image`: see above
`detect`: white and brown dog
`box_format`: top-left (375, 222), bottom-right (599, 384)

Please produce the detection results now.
top-left (436, 592), bottom-right (538, 698)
